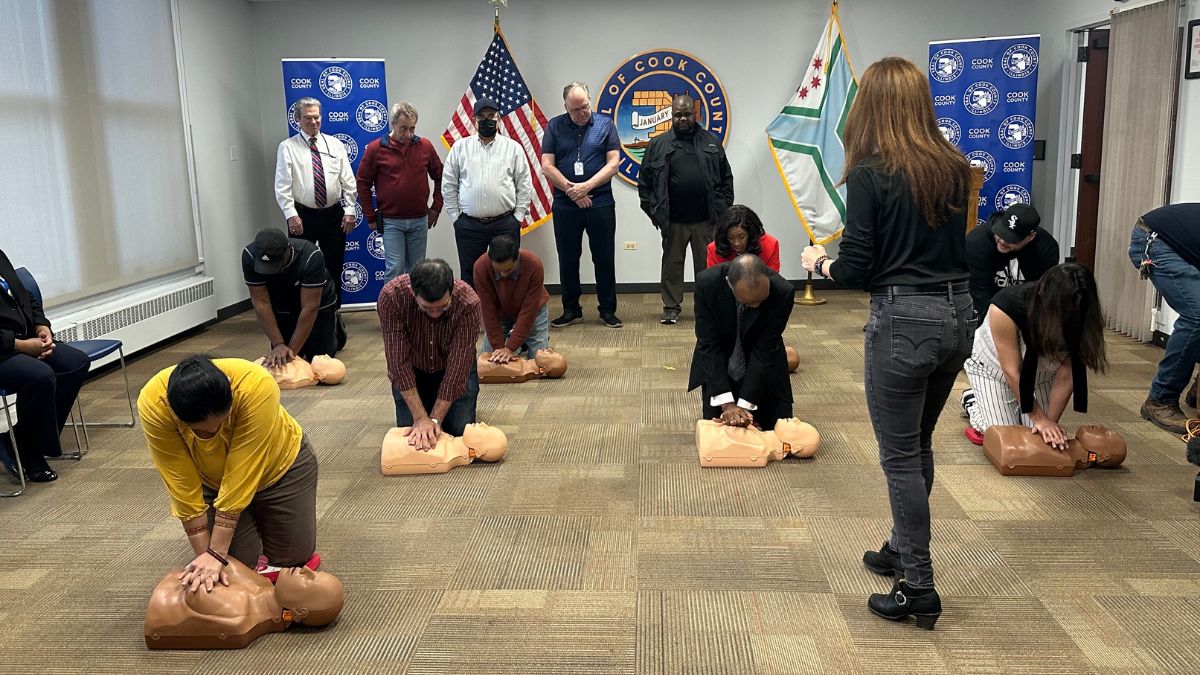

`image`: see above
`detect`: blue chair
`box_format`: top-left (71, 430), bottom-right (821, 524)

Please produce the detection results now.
top-left (14, 268), bottom-right (136, 458)
top-left (0, 390), bottom-right (26, 497)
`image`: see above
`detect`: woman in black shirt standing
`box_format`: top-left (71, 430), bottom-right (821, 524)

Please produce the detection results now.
top-left (802, 57), bottom-right (974, 630)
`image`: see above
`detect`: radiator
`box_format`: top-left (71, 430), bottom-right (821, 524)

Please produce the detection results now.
top-left (47, 276), bottom-right (217, 367)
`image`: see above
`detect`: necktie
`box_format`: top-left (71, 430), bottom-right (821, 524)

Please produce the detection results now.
top-left (728, 303), bottom-right (747, 382)
top-left (309, 136), bottom-right (327, 208)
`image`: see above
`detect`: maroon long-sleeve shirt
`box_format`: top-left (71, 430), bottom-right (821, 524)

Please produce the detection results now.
top-left (472, 250), bottom-right (550, 352)
top-left (378, 275), bottom-right (480, 402)
top-left (356, 134), bottom-right (443, 222)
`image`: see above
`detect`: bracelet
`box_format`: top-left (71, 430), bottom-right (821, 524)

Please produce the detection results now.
top-left (813, 255), bottom-right (831, 279)
top-left (205, 548), bottom-right (229, 567)
top-left (214, 511), bottom-right (240, 530)
top-left (184, 524), bottom-right (207, 536)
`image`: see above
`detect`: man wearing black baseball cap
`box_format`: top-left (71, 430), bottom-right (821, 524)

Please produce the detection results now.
top-left (965, 203), bottom-right (1060, 320)
top-left (441, 97), bottom-right (533, 287)
top-left (242, 228), bottom-right (339, 368)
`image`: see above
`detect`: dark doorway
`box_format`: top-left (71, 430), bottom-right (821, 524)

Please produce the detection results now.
top-left (1073, 28), bottom-right (1108, 271)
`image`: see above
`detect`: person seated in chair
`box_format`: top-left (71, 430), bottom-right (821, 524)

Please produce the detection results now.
top-left (472, 235), bottom-right (550, 365)
top-left (705, 205), bottom-right (781, 272)
top-left (962, 263), bottom-right (1108, 447)
top-left (242, 228), bottom-right (339, 370)
top-left (138, 355), bottom-right (321, 591)
top-left (0, 248), bottom-right (90, 483)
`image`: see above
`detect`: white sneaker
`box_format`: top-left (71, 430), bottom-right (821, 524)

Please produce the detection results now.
top-left (960, 389), bottom-right (976, 419)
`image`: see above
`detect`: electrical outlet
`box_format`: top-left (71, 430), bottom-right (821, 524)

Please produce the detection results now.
top-left (623, 241), bottom-right (637, 250)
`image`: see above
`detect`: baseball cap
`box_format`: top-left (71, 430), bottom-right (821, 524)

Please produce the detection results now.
top-left (473, 98), bottom-right (500, 115)
top-left (250, 228), bottom-right (289, 274)
top-left (988, 203), bottom-right (1041, 244)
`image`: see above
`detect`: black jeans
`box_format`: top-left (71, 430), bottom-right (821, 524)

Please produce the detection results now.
top-left (864, 283), bottom-right (974, 590)
top-left (276, 308), bottom-right (338, 361)
top-left (552, 204), bottom-right (617, 315)
top-left (453, 213), bottom-right (520, 288)
top-left (0, 344), bottom-right (90, 472)
top-left (294, 203), bottom-right (346, 309)
top-left (391, 360), bottom-right (480, 437)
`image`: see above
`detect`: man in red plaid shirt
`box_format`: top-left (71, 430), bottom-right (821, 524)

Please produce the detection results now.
top-left (377, 259), bottom-right (481, 450)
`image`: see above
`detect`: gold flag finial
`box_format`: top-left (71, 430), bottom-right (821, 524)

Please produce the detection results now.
top-left (489, 0), bottom-right (508, 30)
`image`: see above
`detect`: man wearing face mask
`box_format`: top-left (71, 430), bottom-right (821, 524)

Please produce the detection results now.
top-left (540, 81), bottom-right (623, 329)
top-left (638, 94), bottom-right (735, 325)
top-left (377, 259), bottom-right (481, 451)
top-left (355, 101), bottom-right (443, 280)
top-left (442, 98), bottom-right (534, 288)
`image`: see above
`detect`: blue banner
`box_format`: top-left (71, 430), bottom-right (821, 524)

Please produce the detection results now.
top-left (281, 59), bottom-right (388, 307)
top-left (928, 35), bottom-right (1039, 227)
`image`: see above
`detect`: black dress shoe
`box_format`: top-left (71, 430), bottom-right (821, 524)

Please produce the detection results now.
top-left (863, 541), bottom-right (903, 576)
top-left (25, 468), bottom-right (58, 483)
top-left (868, 580), bottom-right (941, 630)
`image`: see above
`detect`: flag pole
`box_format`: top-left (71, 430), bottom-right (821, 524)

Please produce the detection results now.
top-left (489, 0), bottom-right (506, 31)
top-left (795, 236), bottom-right (827, 305)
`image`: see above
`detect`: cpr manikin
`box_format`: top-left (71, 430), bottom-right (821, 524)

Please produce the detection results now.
top-left (982, 424), bottom-right (1127, 476)
top-left (785, 346), bottom-right (799, 373)
top-left (144, 557), bottom-right (344, 649)
top-left (477, 349), bottom-right (567, 383)
top-left (695, 417), bottom-right (820, 467)
top-left (381, 422), bottom-right (508, 475)
top-left (253, 355), bottom-right (346, 389)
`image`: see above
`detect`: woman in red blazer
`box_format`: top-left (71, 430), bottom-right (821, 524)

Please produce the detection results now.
top-left (706, 205), bottom-right (781, 272)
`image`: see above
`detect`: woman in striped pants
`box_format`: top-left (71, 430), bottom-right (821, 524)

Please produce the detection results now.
top-left (962, 263), bottom-right (1108, 446)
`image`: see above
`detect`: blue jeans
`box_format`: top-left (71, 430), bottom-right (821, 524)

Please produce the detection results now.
top-left (381, 216), bottom-right (428, 280)
top-left (864, 283), bottom-right (974, 590)
top-left (480, 304), bottom-right (550, 356)
top-left (1128, 225), bottom-right (1200, 402)
top-left (391, 359), bottom-right (479, 436)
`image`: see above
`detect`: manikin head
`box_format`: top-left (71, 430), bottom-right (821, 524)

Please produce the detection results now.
top-left (461, 422), bottom-right (508, 461)
top-left (727, 254), bottom-right (771, 308)
top-left (311, 355), bottom-right (346, 384)
top-left (533, 349), bottom-right (568, 377)
top-left (1074, 424), bottom-right (1127, 468)
top-left (773, 418), bottom-right (820, 458)
top-left (274, 567), bottom-right (344, 627)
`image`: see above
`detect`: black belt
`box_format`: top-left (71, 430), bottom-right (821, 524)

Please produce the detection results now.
top-left (871, 281), bottom-right (969, 298)
top-left (466, 210), bottom-right (514, 224)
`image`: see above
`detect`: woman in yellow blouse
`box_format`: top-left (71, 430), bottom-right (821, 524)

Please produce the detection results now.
top-left (139, 355), bottom-right (319, 592)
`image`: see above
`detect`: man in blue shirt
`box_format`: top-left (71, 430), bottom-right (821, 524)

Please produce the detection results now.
top-left (540, 82), bottom-right (623, 329)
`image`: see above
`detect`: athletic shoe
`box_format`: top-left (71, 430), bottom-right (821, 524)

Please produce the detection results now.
top-left (960, 389), bottom-right (976, 419)
top-left (550, 312), bottom-right (583, 328)
top-left (600, 313), bottom-right (623, 328)
top-left (659, 309), bottom-right (679, 325)
top-left (964, 426), bottom-right (984, 445)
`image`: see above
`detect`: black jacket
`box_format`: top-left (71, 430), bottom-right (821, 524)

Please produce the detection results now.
top-left (637, 127), bottom-right (734, 232)
top-left (688, 262), bottom-right (795, 406)
top-left (0, 249), bottom-right (50, 362)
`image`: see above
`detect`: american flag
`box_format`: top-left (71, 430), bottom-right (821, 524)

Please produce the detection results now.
top-left (442, 30), bottom-right (552, 234)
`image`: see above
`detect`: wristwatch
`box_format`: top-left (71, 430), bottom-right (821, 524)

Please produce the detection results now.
top-left (429, 418), bottom-right (440, 427)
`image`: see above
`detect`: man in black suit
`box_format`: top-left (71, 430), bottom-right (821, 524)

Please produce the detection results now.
top-left (689, 254), bottom-right (795, 429)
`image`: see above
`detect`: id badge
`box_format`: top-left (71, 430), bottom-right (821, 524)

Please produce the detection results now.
top-left (573, 161), bottom-right (584, 177)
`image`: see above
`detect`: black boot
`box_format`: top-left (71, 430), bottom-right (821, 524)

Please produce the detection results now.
top-left (867, 580), bottom-right (941, 630)
top-left (862, 541), bottom-right (903, 576)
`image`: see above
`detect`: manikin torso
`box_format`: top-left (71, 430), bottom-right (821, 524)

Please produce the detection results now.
top-left (477, 349), bottom-right (567, 383)
top-left (695, 418), bottom-right (820, 467)
top-left (381, 422), bottom-right (509, 475)
top-left (982, 424), bottom-right (1127, 476)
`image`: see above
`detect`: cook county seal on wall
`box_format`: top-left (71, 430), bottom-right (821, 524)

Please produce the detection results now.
top-left (596, 49), bottom-right (730, 185)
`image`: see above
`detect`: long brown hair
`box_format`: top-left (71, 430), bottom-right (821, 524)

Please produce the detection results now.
top-left (1028, 263), bottom-right (1108, 373)
top-left (841, 57), bottom-right (972, 225)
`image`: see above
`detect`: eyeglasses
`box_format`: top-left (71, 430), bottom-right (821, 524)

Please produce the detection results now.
top-left (566, 103), bottom-right (591, 114)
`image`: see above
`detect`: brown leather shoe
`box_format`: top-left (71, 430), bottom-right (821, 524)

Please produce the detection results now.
top-left (1141, 397), bottom-right (1189, 435)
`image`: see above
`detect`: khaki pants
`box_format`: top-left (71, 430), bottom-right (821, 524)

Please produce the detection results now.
top-left (661, 220), bottom-right (712, 312)
top-left (203, 435), bottom-right (319, 567)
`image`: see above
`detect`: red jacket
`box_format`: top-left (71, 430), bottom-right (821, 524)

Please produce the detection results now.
top-left (356, 134), bottom-right (443, 221)
top-left (706, 233), bottom-right (781, 271)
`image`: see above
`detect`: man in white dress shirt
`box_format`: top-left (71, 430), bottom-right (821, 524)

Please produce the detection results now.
top-left (274, 97), bottom-right (357, 314)
top-left (441, 98), bottom-right (533, 287)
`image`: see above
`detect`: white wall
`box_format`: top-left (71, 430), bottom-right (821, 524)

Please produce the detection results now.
top-left (240, 0), bottom-right (1041, 289)
top-left (177, 0), bottom-right (265, 310)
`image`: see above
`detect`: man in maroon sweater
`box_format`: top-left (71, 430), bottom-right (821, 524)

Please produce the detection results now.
top-left (472, 235), bottom-right (550, 364)
top-left (356, 102), bottom-right (443, 280)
